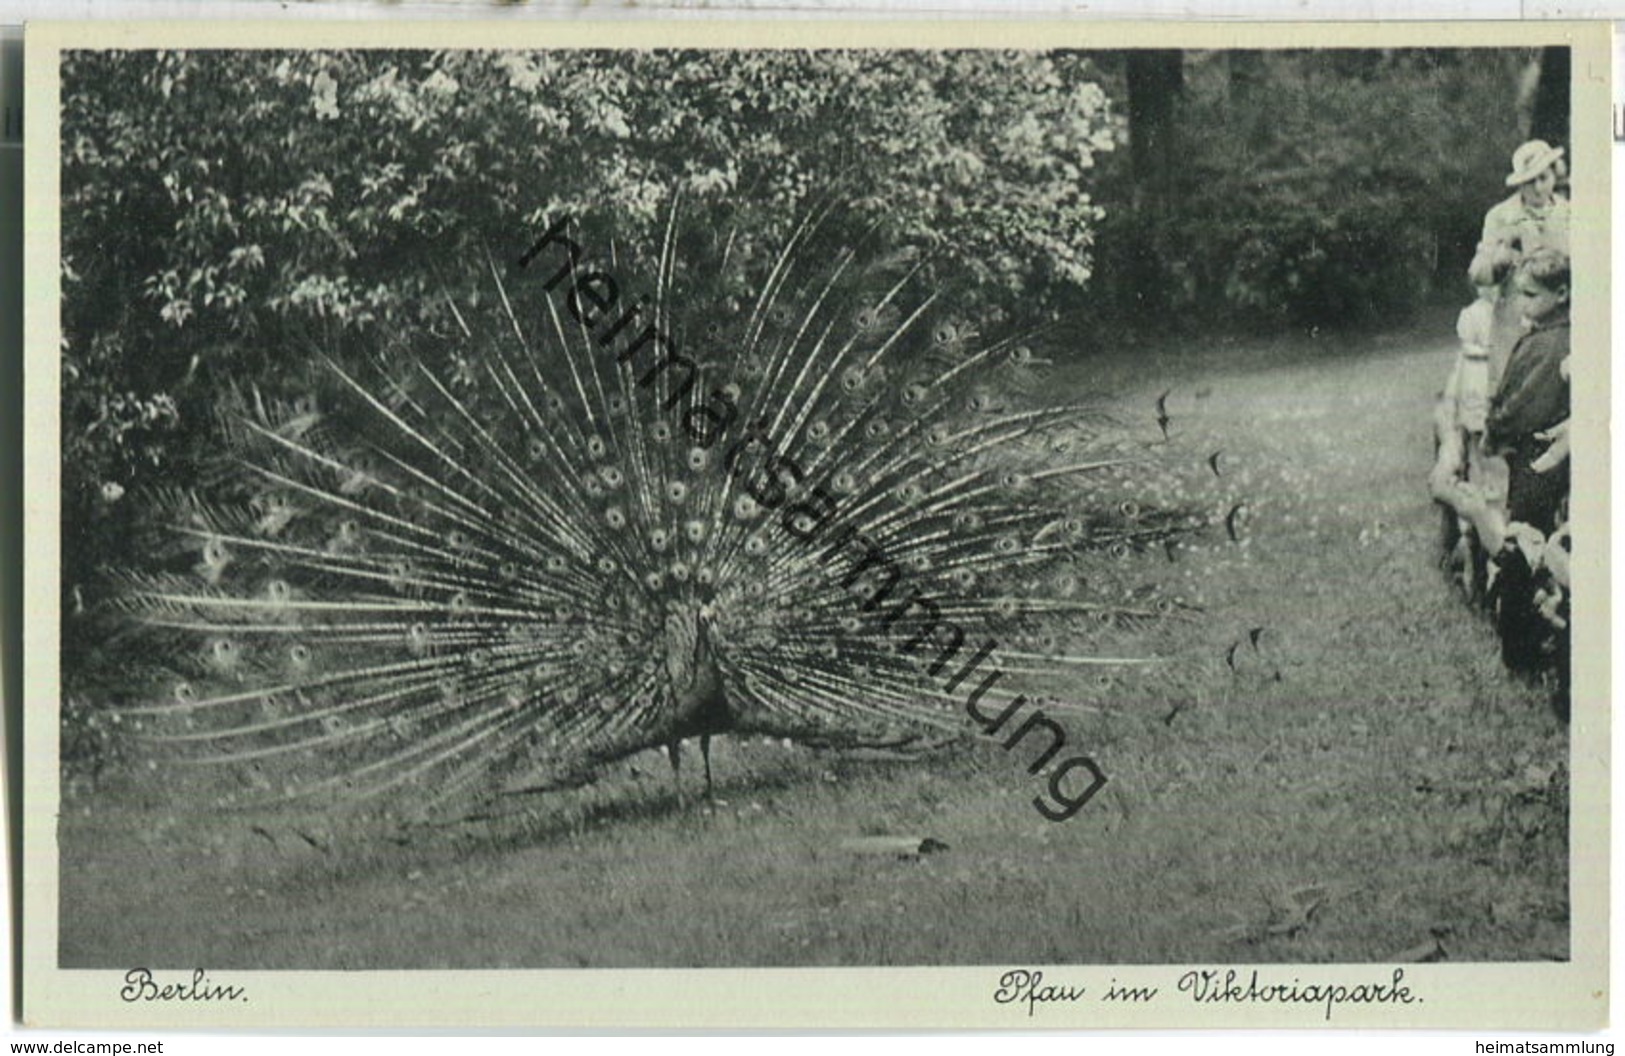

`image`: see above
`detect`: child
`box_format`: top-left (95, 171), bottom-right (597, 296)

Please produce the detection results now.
top-left (1453, 292), bottom-right (1495, 441)
top-left (1482, 248), bottom-right (1571, 679)
top-left (1485, 248), bottom-right (1570, 536)
top-left (1429, 285), bottom-right (1503, 589)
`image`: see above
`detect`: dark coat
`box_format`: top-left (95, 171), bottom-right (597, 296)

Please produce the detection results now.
top-left (1485, 316), bottom-right (1569, 457)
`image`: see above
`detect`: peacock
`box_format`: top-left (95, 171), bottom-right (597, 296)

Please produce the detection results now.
top-left (110, 205), bottom-right (1211, 823)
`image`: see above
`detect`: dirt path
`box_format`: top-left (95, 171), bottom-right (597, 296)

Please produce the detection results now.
top-left (60, 325), bottom-right (1568, 969)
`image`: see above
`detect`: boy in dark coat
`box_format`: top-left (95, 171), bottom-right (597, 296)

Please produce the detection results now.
top-left (1485, 248), bottom-right (1570, 536)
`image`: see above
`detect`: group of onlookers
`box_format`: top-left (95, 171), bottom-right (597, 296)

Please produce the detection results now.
top-left (1430, 139), bottom-right (1571, 706)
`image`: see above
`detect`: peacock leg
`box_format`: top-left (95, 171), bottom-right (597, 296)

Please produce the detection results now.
top-left (665, 740), bottom-right (684, 808)
top-left (701, 735), bottom-right (713, 801)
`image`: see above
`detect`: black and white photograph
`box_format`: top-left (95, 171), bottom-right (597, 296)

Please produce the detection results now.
top-left (22, 19), bottom-right (1611, 1030)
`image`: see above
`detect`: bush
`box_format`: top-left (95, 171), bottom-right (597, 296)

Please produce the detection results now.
top-left (1081, 49), bottom-right (1538, 331)
top-left (60, 48), bottom-right (1118, 621)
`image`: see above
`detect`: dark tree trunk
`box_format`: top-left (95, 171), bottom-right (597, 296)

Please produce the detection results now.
top-left (1529, 45), bottom-right (1569, 148)
top-left (1125, 50), bottom-right (1184, 205)
top-left (1227, 50), bottom-right (1264, 101)
top-left (1123, 49), bottom-right (1183, 313)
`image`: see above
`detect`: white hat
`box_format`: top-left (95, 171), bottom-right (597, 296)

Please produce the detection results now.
top-left (1505, 140), bottom-right (1565, 187)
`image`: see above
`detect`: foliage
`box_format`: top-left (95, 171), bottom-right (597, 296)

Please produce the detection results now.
top-left (59, 48), bottom-right (1117, 615)
top-left (1082, 49), bottom-right (1540, 331)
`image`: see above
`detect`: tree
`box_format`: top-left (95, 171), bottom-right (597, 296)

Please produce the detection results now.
top-left (1124, 49), bottom-right (1183, 209)
top-left (1529, 45), bottom-right (1570, 149)
top-left (1081, 48), bottom-right (1534, 331)
top-left (1121, 49), bottom-right (1183, 311)
top-left (58, 48), bottom-right (1119, 624)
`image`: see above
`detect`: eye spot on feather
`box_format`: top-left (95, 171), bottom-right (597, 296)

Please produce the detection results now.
top-left (206, 637), bottom-right (240, 672)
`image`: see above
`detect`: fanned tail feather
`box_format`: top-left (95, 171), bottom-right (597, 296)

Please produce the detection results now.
top-left (114, 205), bottom-right (1213, 818)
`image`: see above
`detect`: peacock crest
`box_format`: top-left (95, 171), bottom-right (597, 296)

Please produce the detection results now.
top-left (111, 208), bottom-right (1210, 821)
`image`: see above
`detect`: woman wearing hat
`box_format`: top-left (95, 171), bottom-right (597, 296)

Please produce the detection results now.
top-left (1468, 139), bottom-right (1570, 387)
top-left (1471, 140), bottom-right (1569, 278)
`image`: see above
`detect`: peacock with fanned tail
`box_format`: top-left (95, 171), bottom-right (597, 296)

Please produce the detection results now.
top-left (112, 208), bottom-right (1211, 821)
